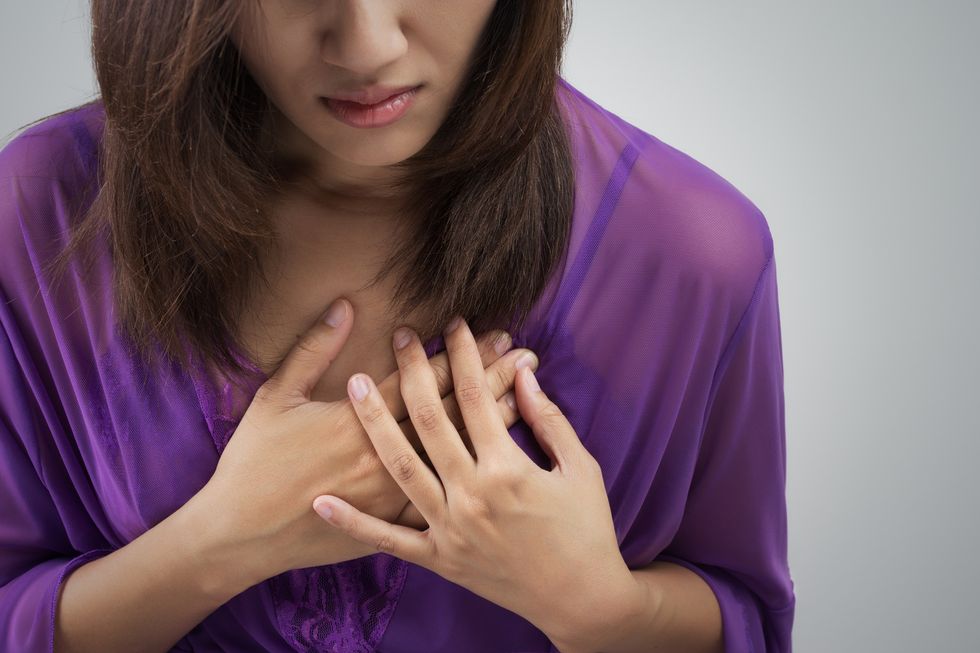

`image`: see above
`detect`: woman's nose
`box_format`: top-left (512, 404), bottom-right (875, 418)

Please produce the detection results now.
top-left (319, 2), bottom-right (408, 75)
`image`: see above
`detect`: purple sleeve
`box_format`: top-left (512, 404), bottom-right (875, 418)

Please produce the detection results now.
top-left (654, 255), bottom-right (795, 652)
top-left (0, 122), bottom-right (115, 652)
top-left (0, 321), bottom-right (114, 652)
top-left (527, 103), bottom-right (796, 652)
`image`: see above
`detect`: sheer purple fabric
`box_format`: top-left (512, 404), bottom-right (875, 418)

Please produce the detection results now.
top-left (0, 77), bottom-right (795, 652)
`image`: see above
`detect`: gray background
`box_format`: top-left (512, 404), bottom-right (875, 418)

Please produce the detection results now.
top-left (3, 1), bottom-right (978, 651)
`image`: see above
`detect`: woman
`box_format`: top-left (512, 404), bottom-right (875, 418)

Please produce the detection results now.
top-left (0, 1), bottom-right (795, 651)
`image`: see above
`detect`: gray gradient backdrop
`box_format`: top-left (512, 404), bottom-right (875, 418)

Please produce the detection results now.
top-left (2, 2), bottom-right (978, 652)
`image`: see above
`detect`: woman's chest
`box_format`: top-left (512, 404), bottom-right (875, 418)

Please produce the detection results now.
top-left (83, 283), bottom-right (416, 546)
top-left (236, 200), bottom-right (423, 401)
top-left (235, 277), bottom-right (415, 404)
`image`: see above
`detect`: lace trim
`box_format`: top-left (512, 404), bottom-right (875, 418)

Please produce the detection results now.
top-left (270, 556), bottom-right (409, 652)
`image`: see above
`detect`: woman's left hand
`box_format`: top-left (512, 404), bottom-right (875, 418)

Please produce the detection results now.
top-left (311, 316), bottom-right (644, 644)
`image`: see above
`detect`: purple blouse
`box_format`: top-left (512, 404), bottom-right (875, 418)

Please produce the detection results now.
top-left (0, 77), bottom-right (795, 652)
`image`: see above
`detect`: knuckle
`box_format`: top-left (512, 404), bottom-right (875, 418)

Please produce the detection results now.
top-left (455, 376), bottom-right (485, 408)
top-left (295, 331), bottom-right (327, 358)
top-left (538, 400), bottom-right (565, 421)
top-left (445, 338), bottom-right (467, 358)
top-left (401, 354), bottom-right (425, 376)
top-left (429, 361), bottom-right (452, 393)
top-left (390, 449), bottom-right (418, 484)
top-left (411, 399), bottom-right (442, 432)
top-left (374, 533), bottom-right (396, 554)
top-left (361, 404), bottom-right (388, 425)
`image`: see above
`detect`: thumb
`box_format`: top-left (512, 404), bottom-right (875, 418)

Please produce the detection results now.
top-left (267, 298), bottom-right (354, 399)
top-left (515, 364), bottom-right (581, 472)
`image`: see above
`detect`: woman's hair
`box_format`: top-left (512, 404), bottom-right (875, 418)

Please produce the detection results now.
top-left (32, 0), bottom-right (576, 381)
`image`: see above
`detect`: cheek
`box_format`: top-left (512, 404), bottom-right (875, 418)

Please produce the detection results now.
top-left (232, 15), bottom-right (309, 105)
top-left (441, 0), bottom-right (497, 63)
top-left (240, 42), bottom-right (307, 109)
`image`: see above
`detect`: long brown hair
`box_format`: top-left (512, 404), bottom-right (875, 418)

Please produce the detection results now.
top-left (27, 0), bottom-right (575, 382)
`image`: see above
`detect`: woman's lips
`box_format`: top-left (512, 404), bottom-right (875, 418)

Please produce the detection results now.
top-left (321, 85), bottom-right (422, 129)
top-left (325, 84), bottom-right (420, 105)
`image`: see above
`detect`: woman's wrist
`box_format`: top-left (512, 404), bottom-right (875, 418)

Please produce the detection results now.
top-left (178, 486), bottom-right (274, 601)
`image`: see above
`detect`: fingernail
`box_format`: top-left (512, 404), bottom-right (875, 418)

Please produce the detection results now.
top-left (515, 351), bottom-right (537, 370)
top-left (504, 392), bottom-right (517, 411)
top-left (314, 498), bottom-right (334, 520)
top-left (349, 374), bottom-right (370, 401)
top-left (393, 327), bottom-right (413, 350)
top-left (445, 315), bottom-right (463, 334)
top-left (523, 366), bottom-right (540, 392)
top-left (323, 300), bottom-right (347, 327)
top-left (494, 331), bottom-right (512, 355)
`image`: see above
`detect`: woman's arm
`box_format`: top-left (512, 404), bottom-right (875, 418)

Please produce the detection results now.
top-left (54, 489), bottom-right (258, 653)
top-left (551, 560), bottom-right (722, 653)
top-left (0, 316), bottom-right (253, 653)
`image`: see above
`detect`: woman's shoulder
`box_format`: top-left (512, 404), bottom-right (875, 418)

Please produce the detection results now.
top-left (0, 101), bottom-right (110, 358)
top-left (557, 77), bottom-right (774, 315)
top-left (0, 99), bottom-right (104, 183)
top-left (0, 101), bottom-right (105, 289)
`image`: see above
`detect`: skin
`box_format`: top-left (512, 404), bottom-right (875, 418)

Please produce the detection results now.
top-left (230, 0), bottom-right (498, 217)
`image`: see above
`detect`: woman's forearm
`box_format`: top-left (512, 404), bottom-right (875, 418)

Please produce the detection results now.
top-left (554, 560), bottom-right (723, 653)
top-left (53, 490), bottom-right (261, 653)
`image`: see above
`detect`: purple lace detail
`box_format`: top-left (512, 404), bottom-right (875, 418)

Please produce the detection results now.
top-left (270, 555), bottom-right (409, 652)
top-left (184, 333), bottom-right (266, 454)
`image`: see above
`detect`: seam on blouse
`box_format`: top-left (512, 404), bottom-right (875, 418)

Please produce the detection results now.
top-left (541, 141), bottom-right (641, 353)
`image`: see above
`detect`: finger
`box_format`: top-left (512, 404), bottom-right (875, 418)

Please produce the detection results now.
top-left (458, 392), bottom-right (522, 457)
top-left (443, 316), bottom-right (525, 463)
top-left (515, 364), bottom-right (583, 473)
top-left (376, 328), bottom-right (512, 423)
top-left (400, 389), bottom-right (518, 463)
top-left (313, 495), bottom-right (433, 567)
top-left (441, 348), bottom-right (537, 436)
top-left (347, 371), bottom-right (447, 520)
top-left (397, 347), bottom-right (534, 458)
top-left (268, 298), bottom-right (353, 400)
top-left (500, 391), bottom-right (520, 429)
top-left (392, 327), bottom-right (473, 484)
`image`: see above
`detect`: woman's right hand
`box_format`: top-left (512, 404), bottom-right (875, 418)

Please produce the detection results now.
top-left (192, 298), bottom-right (538, 585)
